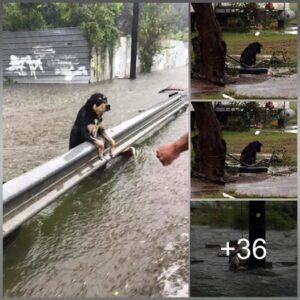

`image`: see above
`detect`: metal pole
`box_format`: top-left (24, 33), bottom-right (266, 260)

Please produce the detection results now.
top-left (130, 2), bottom-right (139, 79)
top-left (248, 201), bottom-right (266, 268)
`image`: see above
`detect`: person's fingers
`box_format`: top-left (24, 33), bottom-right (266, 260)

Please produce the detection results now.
top-left (156, 150), bottom-right (161, 158)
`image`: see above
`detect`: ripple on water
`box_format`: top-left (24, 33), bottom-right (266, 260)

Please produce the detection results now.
top-left (4, 110), bottom-right (189, 297)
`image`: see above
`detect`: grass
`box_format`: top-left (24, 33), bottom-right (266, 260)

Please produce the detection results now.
top-left (223, 128), bottom-right (297, 166)
top-left (191, 201), bottom-right (297, 230)
top-left (223, 30), bottom-right (297, 66)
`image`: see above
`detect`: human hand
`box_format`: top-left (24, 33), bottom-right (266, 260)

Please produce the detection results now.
top-left (156, 143), bottom-right (179, 166)
top-left (156, 133), bottom-right (188, 166)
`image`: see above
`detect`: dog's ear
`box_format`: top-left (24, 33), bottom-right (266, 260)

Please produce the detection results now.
top-left (85, 93), bottom-right (107, 111)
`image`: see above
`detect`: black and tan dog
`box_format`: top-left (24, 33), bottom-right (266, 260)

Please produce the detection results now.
top-left (69, 93), bottom-right (116, 159)
top-left (240, 42), bottom-right (263, 67)
top-left (240, 140), bottom-right (263, 166)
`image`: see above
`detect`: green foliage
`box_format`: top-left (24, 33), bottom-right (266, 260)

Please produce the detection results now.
top-left (139, 4), bottom-right (170, 72)
top-left (222, 3), bottom-right (280, 32)
top-left (225, 115), bottom-right (250, 131)
top-left (267, 202), bottom-right (297, 230)
top-left (3, 3), bottom-right (46, 31)
top-left (3, 3), bottom-right (122, 51)
top-left (191, 202), bottom-right (249, 229)
top-left (3, 77), bottom-right (15, 86)
top-left (4, 3), bottom-right (187, 75)
top-left (192, 202), bottom-right (297, 230)
top-left (138, 3), bottom-right (187, 73)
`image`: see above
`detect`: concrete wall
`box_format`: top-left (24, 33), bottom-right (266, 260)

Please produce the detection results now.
top-left (3, 28), bottom-right (188, 84)
top-left (90, 37), bottom-right (188, 82)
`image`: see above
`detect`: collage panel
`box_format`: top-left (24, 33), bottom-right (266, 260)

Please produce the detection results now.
top-left (190, 2), bottom-right (297, 100)
top-left (191, 101), bottom-right (297, 199)
top-left (1, 0), bottom-right (300, 299)
top-left (190, 200), bottom-right (298, 297)
top-left (2, 2), bottom-right (190, 298)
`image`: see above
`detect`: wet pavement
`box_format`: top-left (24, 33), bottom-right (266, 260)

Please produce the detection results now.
top-left (191, 71), bottom-right (297, 99)
top-left (225, 73), bottom-right (297, 99)
top-left (191, 168), bottom-right (297, 199)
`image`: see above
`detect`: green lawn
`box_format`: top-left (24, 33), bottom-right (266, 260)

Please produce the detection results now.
top-left (223, 30), bottom-right (297, 66)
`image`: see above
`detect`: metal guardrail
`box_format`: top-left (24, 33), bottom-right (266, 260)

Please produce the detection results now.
top-left (3, 92), bottom-right (188, 237)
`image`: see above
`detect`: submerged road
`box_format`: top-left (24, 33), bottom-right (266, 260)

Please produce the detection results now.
top-left (3, 67), bottom-right (189, 297)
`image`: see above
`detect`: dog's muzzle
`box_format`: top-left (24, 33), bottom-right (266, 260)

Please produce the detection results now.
top-left (105, 104), bottom-right (111, 112)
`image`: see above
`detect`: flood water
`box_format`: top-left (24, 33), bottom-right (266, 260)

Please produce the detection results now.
top-left (3, 67), bottom-right (189, 297)
top-left (190, 225), bottom-right (297, 297)
top-left (3, 67), bottom-right (187, 181)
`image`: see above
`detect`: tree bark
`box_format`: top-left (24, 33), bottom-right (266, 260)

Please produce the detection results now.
top-left (192, 3), bottom-right (227, 85)
top-left (192, 102), bottom-right (226, 183)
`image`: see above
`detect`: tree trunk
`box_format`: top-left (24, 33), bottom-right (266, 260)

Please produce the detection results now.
top-left (192, 3), bottom-right (226, 85)
top-left (192, 102), bottom-right (226, 183)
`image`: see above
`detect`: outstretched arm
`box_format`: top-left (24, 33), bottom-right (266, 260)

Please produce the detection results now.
top-left (156, 133), bottom-right (188, 166)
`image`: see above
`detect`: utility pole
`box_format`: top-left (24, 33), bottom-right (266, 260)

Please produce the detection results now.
top-left (248, 201), bottom-right (266, 268)
top-left (130, 2), bottom-right (139, 79)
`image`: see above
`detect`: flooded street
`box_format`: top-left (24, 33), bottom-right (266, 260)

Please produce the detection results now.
top-left (3, 67), bottom-right (189, 297)
top-left (3, 67), bottom-right (187, 181)
top-left (191, 225), bottom-right (297, 297)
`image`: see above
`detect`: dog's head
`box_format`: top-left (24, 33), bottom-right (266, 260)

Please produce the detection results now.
top-left (253, 140), bottom-right (263, 152)
top-left (85, 93), bottom-right (111, 114)
top-left (254, 42), bottom-right (263, 54)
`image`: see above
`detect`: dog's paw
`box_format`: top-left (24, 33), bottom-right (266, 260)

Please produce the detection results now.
top-left (110, 147), bottom-right (116, 158)
top-left (98, 149), bottom-right (104, 160)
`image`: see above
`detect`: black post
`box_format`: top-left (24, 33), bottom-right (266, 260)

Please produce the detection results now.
top-left (248, 201), bottom-right (266, 268)
top-left (130, 2), bottom-right (139, 79)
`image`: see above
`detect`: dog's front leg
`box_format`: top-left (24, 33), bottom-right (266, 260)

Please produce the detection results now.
top-left (93, 139), bottom-right (105, 160)
top-left (101, 131), bottom-right (116, 157)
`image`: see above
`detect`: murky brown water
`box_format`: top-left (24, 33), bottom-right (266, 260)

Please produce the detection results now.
top-left (3, 67), bottom-right (187, 181)
top-left (3, 67), bottom-right (189, 297)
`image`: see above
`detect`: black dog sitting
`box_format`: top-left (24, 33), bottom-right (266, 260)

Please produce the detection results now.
top-left (240, 42), bottom-right (263, 67)
top-left (69, 93), bottom-right (116, 159)
top-left (240, 141), bottom-right (263, 166)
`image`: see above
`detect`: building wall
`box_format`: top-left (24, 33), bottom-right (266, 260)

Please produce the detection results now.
top-left (3, 28), bottom-right (188, 84)
top-left (3, 28), bottom-right (91, 84)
